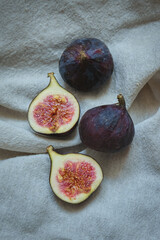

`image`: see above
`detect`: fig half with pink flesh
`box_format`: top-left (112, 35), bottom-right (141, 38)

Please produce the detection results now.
top-left (28, 73), bottom-right (80, 135)
top-left (47, 145), bottom-right (103, 204)
top-left (79, 94), bottom-right (135, 152)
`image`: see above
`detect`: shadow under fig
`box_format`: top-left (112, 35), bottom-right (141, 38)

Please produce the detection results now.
top-left (85, 144), bottom-right (132, 179)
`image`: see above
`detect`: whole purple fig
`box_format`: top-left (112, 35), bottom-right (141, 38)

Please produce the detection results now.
top-left (59, 38), bottom-right (114, 91)
top-left (79, 94), bottom-right (135, 152)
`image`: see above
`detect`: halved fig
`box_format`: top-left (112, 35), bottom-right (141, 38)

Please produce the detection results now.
top-left (47, 145), bottom-right (103, 204)
top-left (79, 94), bottom-right (135, 152)
top-left (28, 73), bottom-right (80, 135)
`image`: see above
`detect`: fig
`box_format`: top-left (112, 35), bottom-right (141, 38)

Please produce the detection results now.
top-left (47, 145), bottom-right (103, 204)
top-left (28, 73), bottom-right (80, 135)
top-left (59, 38), bottom-right (114, 91)
top-left (79, 94), bottom-right (135, 152)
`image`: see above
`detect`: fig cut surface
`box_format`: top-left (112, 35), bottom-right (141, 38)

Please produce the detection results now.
top-left (28, 73), bottom-right (80, 135)
top-left (47, 146), bottom-right (103, 204)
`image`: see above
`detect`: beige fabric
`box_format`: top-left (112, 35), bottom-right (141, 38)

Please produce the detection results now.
top-left (0, 0), bottom-right (160, 239)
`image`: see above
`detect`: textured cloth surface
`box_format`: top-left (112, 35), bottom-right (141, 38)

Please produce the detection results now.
top-left (0, 0), bottom-right (160, 239)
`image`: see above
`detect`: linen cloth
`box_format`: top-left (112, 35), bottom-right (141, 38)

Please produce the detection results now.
top-left (0, 0), bottom-right (160, 239)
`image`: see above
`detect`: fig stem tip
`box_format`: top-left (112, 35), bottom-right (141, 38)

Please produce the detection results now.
top-left (47, 145), bottom-right (54, 153)
top-left (117, 94), bottom-right (126, 107)
top-left (48, 72), bottom-right (55, 78)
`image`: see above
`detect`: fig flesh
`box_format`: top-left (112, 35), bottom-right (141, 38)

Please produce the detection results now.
top-left (79, 94), bottom-right (135, 152)
top-left (28, 73), bottom-right (80, 135)
top-left (47, 145), bottom-right (103, 204)
top-left (59, 38), bottom-right (114, 91)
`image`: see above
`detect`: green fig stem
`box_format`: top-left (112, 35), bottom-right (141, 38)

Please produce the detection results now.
top-left (48, 72), bottom-right (58, 87)
top-left (47, 145), bottom-right (54, 154)
top-left (117, 94), bottom-right (126, 108)
top-left (47, 145), bottom-right (59, 159)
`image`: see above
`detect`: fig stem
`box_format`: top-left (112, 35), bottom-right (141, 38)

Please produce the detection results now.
top-left (47, 145), bottom-right (55, 158)
top-left (47, 145), bottom-right (54, 154)
top-left (47, 145), bottom-right (59, 159)
top-left (117, 94), bottom-right (126, 107)
top-left (48, 72), bottom-right (58, 87)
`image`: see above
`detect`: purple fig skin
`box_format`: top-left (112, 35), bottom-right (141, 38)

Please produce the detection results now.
top-left (79, 95), bottom-right (135, 152)
top-left (59, 38), bottom-right (114, 91)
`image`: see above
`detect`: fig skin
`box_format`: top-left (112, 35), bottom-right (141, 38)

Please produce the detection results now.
top-left (59, 38), bottom-right (114, 91)
top-left (79, 95), bottom-right (135, 152)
